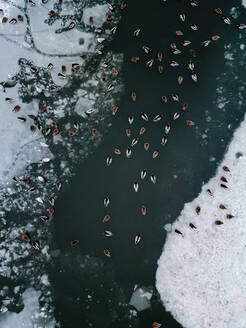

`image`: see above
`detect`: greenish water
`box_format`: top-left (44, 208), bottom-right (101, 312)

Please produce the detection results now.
top-left (51, 1), bottom-right (246, 327)
top-left (0, 0), bottom-right (246, 327)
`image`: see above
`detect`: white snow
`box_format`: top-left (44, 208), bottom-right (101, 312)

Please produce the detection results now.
top-left (156, 114), bottom-right (246, 328)
top-left (242, 0), bottom-right (246, 8)
top-left (0, 288), bottom-right (56, 328)
top-left (82, 4), bottom-right (108, 27)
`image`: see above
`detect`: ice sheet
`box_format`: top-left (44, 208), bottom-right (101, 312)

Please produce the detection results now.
top-left (156, 114), bottom-right (246, 328)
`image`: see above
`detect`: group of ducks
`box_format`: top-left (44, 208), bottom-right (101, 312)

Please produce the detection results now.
top-left (3, 0), bottom-right (243, 274)
top-left (1, 1), bottom-right (243, 327)
top-left (101, 3), bottom-right (245, 260)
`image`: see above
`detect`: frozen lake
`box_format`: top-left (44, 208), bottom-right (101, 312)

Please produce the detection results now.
top-left (0, 0), bottom-right (246, 327)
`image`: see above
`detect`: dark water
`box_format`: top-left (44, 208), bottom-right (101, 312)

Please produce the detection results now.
top-left (47, 0), bottom-right (246, 327)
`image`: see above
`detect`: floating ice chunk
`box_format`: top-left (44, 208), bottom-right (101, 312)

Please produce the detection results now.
top-left (74, 96), bottom-right (97, 118)
top-left (40, 274), bottom-right (50, 287)
top-left (41, 158), bottom-right (52, 163)
top-left (156, 114), bottom-right (246, 328)
top-left (36, 197), bottom-right (44, 204)
top-left (129, 286), bottom-right (153, 311)
top-left (163, 223), bottom-right (172, 232)
top-left (97, 37), bottom-right (106, 43)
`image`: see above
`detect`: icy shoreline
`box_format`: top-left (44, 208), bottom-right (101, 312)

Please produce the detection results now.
top-left (0, 1), bottom-right (123, 326)
top-left (156, 114), bottom-right (246, 328)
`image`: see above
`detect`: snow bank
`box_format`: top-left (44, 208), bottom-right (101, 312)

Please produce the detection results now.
top-left (156, 114), bottom-right (246, 328)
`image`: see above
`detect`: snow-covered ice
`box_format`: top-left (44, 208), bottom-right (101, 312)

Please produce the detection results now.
top-left (0, 94), bottom-right (53, 184)
top-left (0, 288), bottom-right (56, 328)
top-left (0, 0), bottom-right (117, 184)
top-left (82, 4), bottom-right (109, 27)
top-left (156, 114), bottom-right (246, 328)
